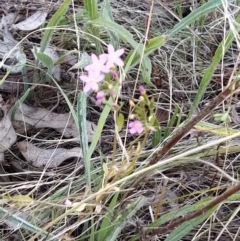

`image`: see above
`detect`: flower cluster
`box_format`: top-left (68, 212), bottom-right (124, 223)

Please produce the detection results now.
top-left (79, 44), bottom-right (149, 136)
top-left (80, 44), bottom-right (124, 93)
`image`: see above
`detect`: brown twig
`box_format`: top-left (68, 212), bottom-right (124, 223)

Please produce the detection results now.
top-left (148, 80), bottom-right (240, 166)
top-left (149, 183), bottom-right (240, 235)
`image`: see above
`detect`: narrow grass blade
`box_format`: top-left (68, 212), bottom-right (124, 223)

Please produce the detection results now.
top-left (169, 0), bottom-right (235, 37)
top-left (86, 95), bottom-right (114, 166)
top-left (84, 0), bottom-right (98, 19)
top-left (48, 76), bottom-right (78, 130)
top-left (90, 17), bottom-right (133, 42)
top-left (102, 0), bottom-right (120, 48)
top-left (40, 0), bottom-right (71, 52)
top-left (98, 192), bottom-right (120, 241)
top-left (117, 113), bottom-right (124, 132)
top-left (194, 121), bottom-right (240, 136)
top-left (77, 92), bottom-right (91, 189)
top-left (83, 0), bottom-right (101, 54)
top-left (189, 13), bottom-right (240, 117)
top-left (145, 36), bottom-right (167, 54)
top-left (34, 50), bottom-right (54, 74)
top-left (10, 88), bottom-right (31, 120)
top-left (152, 117), bottom-right (161, 147)
top-left (141, 56), bottom-right (153, 87)
top-left (105, 196), bottom-right (146, 241)
top-left (164, 106), bottom-right (179, 139)
top-left (129, 197), bottom-right (213, 241)
top-left (165, 206), bottom-right (217, 241)
top-left (0, 207), bottom-right (55, 239)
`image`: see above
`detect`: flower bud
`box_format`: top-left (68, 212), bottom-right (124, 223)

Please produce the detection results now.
top-left (129, 99), bottom-right (135, 107)
top-left (139, 86), bottom-right (146, 95)
top-left (129, 114), bottom-right (135, 119)
top-left (108, 84), bottom-right (113, 89)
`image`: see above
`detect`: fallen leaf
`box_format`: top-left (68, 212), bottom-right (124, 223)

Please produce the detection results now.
top-left (0, 109), bottom-right (17, 153)
top-left (1, 15), bottom-right (18, 44)
top-left (6, 195), bottom-right (34, 207)
top-left (13, 103), bottom-right (96, 141)
top-left (0, 15), bottom-right (26, 73)
top-left (12, 120), bottom-right (32, 134)
top-left (0, 153), bottom-right (3, 162)
top-left (1, 12), bottom-right (19, 26)
top-left (12, 11), bottom-right (48, 31)
top-left (0, 15), bottom-right (19, 60)
top-left (17, 141), bottom-right (83, 168)
top-left (62, 53), bottom-right (78, 66)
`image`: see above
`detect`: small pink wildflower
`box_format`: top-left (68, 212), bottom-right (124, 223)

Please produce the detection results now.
top-left (110, 70), bottom-right (118, 79)
top-left (95, 91), bottom-right (105, 106)
top-left (129, 120), bottom-right (143, 135)
top-left (80, 73), bottom-right (104, 92)
top-left (112, 102), bottom-right (118, 108)
top-left (95, 99), bottom-right (102, 106)
top-left (64, 199), bottom-right (72, 206)
top-left (85, 53), bottom-right (110, 76)
top-left (104, 44), bottom-right (124, 69)
top-left (139, 86), bottom-right (146, 95)
top-left (109, 89), bottom-right (115, 96)
top-left (96, 91), bottom-right (105, 100)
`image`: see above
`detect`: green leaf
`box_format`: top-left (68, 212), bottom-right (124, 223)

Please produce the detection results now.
top-left (34, 50), bottom-right (54, 74)
top-left (10, 88), bottom-right (31, 120)
top-left (152, 117), bottom-right (161, 147)
top-left (98, 192), bottom-right (120, 241)
top-left (90, 17), bottom-right (133, 43)
top-left (84, 0), bottom-right (101, 54)
top-left (102, 0), bottom-right (120, 49)
top-left (141, 56), bottom-right (154, 87)
top-left (84, 0), bottom-right (98, 19)
top-left (90, 17), bottom-right (167, 86)
top-left (129, 197), bottom-right (213, 241)
top-left (117, 113), bottom-right (124, 132)
top-left (164, 106), bottom-right (179, 139)
top-left (165, 206), bottom-right (217, 241)
top-left (77, 92), bottom-right (91, 189)
top-left (40, 0), bottom-right (71, 52)
top-left (145, 36), bottom-right (168, 54)
top-left (105, 196), bottom-right (146, 241)
top-left (86, 84), bottom-right (120, 176)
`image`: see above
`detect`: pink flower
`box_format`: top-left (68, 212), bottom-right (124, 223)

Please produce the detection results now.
top-left (129, 120), bottom-right (144, 135)
top-left (95, 91), bottom-right (105, 106)
top-left (139, 86), bottom-right (146, 95)
top-left (64, 199), bottom-right (72, 206)
top-left (110, 70), bottom-right (118, 79)
top-left (112, 102), bottom-right (118, 108)
top-left (85, 53), bottom-right (110, 76)
top-left (109, 89), bottom-right (115, 96)
top-left (104, 44), bottom-right (124, 69)
top-left (96, 91), bottom-right (105, 100)
top-left (80, 73), bottom-right (104, 92)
